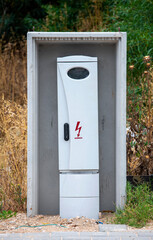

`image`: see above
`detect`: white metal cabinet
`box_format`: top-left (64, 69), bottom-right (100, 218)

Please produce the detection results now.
top-left (57, 55), bottom-right (99, 218)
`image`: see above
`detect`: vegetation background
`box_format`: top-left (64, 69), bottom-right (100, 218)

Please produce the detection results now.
top-left (0, 0), bottom-right (153, 213)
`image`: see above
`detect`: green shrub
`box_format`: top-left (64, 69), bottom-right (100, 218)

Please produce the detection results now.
top-left (114, 182), bottom-right (153, 228)
top-left (104, 0), bottom-right (153, 80)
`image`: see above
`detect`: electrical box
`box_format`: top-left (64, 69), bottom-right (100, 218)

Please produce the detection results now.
top-left (57, 55), bottom-right (99, 218)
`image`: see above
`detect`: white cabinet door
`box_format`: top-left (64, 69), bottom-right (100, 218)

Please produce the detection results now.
top-left (57, 56), bottom-right (99, 170)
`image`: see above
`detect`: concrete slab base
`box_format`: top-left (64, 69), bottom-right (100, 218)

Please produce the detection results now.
top-left (1, 230), bottom-right (153, 239)
top-left (99, 224), bottom-right (127, 232)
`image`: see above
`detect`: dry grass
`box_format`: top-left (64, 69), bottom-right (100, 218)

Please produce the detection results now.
top-left (76, 0), bottom-right (104, 31)
top-left (0, 40), bottom-right (27, 212)
top-left (0, 98), bottom-right (27, 211)
top-left (127, 64), bottom-right (153, 175)
top-left (0, 38), bottom-right (27, 104)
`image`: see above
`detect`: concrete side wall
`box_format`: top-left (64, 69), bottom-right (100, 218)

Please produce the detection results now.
top-left (38, 43), bottom-right (116, 214)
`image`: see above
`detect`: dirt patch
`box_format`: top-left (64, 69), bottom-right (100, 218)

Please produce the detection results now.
top-left (0, 213), bottom-right (153, 233)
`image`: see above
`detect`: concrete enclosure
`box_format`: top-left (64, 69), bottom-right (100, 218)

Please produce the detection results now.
top-left (27, 32), bottom-right (127, 217)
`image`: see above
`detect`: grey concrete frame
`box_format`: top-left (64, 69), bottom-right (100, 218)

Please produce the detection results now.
top-left (27, 32), bottom-right (127, 217)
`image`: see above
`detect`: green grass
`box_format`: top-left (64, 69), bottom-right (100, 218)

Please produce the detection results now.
top-left (0, 210), bottom-right (16, 220)
top-left (114, 182), bottom-right (153, 228)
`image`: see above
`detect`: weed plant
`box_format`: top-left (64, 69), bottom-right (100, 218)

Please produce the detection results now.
top-left (114, 182), bottom-right (153, 228)
top-left (0, 210), bottom-right (16, 220)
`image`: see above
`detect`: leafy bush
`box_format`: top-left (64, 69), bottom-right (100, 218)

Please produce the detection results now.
top-left (0, 0), bottom-right (46, 42)
top-left (37, 0), bottom-right (105, 32)
top-left (1, 0), bottom-right (153, 78)
top-left (34, 0), bottom-right (153, 80)
top-left (104, 0), bottom-right (153, 79)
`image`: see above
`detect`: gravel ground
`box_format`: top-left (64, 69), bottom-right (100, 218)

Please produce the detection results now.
top-left (0, 213), bottom-right (153, 234)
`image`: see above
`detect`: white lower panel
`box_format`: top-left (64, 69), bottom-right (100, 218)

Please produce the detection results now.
top-left (60, 173), bottom-right (99, 197)
top-left (60, 197), bottom-right (99, 219)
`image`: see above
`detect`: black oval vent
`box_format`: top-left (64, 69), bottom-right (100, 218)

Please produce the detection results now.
top-left (68, 67), bottom-right (89, 80)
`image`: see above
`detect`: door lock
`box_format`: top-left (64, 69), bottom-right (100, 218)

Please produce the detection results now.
top-left (64, 123), bottom-right (69, 141)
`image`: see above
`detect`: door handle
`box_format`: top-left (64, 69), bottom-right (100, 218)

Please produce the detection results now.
top-left (64, 123), bottom-right (69, 141)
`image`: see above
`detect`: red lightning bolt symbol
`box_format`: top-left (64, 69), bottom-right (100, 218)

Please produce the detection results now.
top-left (75, 121), bottom-right (82, 137)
